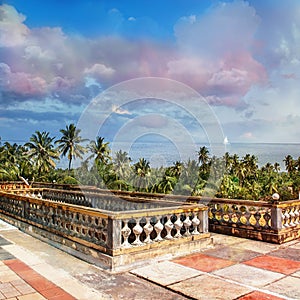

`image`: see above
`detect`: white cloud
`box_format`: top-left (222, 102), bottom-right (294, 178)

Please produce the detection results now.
top-left (112, 104), bottom-right (131, 115)
top-left (0, 4), bottom-right (29, 47)
top-left (84, 63), bottom-right (115, 77)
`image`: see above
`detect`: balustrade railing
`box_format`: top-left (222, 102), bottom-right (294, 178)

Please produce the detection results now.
top-left (2, 183), bottom-right (300, 244)
top-left (0, 188), bottom-right (208, 256)
top-left (185, 197), bottom-right (300, 243)
top-left (206, 200), bottom-right (273, 230)
top-left (118, 207), bottom-right (208, 249)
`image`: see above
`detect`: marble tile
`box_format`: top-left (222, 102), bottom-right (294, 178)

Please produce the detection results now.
top-left (0, 236), bottom-right (12, 246)
top-left (130, 261), bottom-right (203, 286)
top-left (270, 248), bottom-right (300, 262)
top-left (202, 245), bottom-right (261, 262)
top-left (291, 270), bottom-right (300, 278)
top-left (212, 264), bottom-right (285, 287)
top-left (169, 274), bottom-right (253, 300)
top-left (237, 290), bottom-right (285, 300)
top-left (243, 255), bottom-right (300, 275)
top-left (233, 240), bottom-right (279, 254)
top-left (173, 252), bottom-right (235, 272)
top-left (265, 276), bottom-right (300, 299)
top-left (210, 233), bottom-right (249, 246)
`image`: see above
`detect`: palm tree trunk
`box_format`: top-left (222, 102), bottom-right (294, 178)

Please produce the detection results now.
top-left (68, 157), bottom-right (72, 171)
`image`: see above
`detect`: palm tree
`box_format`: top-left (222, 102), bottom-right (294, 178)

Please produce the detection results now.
top-left (132, 158), bottom-right (151, 191)
top-left (174, 159), bottom-right (199, 195)
top-left (55, 124), bottom-right (87, 170)
top-left (197, 146), bottom-right (210, 170)
top-left (25, 131), bottom-right (59, 175)
top-left (274, 162), bottom-right (281, 172)
top-left (87, 136), bottom-right (111, 164)
top-left (0, 142), bottom-right (20, 164)
top-left (223, 152), bottom-right (232, 173)
top-left (157, 175), bottom-right (177, 194)
top-left (167, 161), bottom-right (182, 178)
top-left (113, 150), bottom-right (132, 180)
top-left (284, 155), bottom-right (295, 173)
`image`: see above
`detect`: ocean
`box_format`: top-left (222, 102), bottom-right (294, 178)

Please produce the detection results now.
top-left (111, 142), bottom-right (300, 169)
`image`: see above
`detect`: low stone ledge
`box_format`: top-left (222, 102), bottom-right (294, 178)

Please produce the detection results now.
top-left (209, 223), bottom-right (300, 244)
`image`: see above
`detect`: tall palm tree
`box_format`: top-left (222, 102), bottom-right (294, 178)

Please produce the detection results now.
top-left (113, 150), bottom-right (132, 179)
top-left (87, 136), bottom-right (111, 164)
top-left (284, 155), bottom-right (295, 173)
top-left (197, 146), bottom-right (210, 167)
top-left (55, 124), bottom-right (87, 170)
top-left (223, 152), bottom-right (232, 173)
top-left (25, 131), bottom-right (59, 175)
top-left (132, 158), bottom-right (151, 191)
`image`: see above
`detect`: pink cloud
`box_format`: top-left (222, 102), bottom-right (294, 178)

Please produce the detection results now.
top-left (0, 63), bottom-right (46, 96)
top-left (0, 2), bottom-right (268, 109)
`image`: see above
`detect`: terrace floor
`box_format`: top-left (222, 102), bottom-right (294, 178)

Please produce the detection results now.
top-left (1, 219), bottom-right (300, 300)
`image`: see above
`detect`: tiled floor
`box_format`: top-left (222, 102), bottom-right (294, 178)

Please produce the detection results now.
top-left (131, 237), bottom-right (300, 300)
top-left (1, 218), bottom-right (300, 299)
top-left (0, 249), bottom-right (75, 300)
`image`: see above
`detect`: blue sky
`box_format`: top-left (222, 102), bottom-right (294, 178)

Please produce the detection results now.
top-left (1, 0), bottom-right (300, 145)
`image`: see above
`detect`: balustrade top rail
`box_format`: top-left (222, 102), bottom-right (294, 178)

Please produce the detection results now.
top-left (8, 188), bottom-right (193, 212)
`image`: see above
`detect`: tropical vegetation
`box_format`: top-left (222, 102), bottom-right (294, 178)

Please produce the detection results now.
top-left (0, 127), bottom-right (300, 201)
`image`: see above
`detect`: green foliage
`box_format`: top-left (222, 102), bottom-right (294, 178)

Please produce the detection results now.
top-left (1, 130), bottom-right (300, 201)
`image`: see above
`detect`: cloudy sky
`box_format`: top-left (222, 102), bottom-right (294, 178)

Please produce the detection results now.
top-left (1, 0), bottom-right (300, 146)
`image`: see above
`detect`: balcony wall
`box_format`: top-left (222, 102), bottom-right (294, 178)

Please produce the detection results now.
top-left (31, 182), bottom-right (300, 244)
top-left (0, 185), bottom-right (210, 272)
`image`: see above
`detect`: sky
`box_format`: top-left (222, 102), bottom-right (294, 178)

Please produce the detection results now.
top-left (1, 0), bottom-right (300, 146)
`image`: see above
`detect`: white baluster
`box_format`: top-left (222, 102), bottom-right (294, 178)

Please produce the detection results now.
top-left (154, 219), bottom-right (164, 242)
top-left (143, 218), bottom-right (153, 243)
top-left (191, 214), bottom-right (200, 235)
top-left (183, 215), bottom-right (192, 236)
top-left (284, 209), bottom-right (290, 227)
top-left (164, 216), bottom-right (174, 240)
top-left (132, 219), bottom-right (144, 246)
top-left (121, 221), bottom-right (131, 248)
top-left (174, 216), bottom-right (183, 238)
top-left (289, 208), bottom-right (296, 227)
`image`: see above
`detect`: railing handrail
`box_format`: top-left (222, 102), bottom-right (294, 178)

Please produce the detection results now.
top-left (0, 189), bottom-right (205, 219)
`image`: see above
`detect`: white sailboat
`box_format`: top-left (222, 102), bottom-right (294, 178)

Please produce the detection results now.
top-left (223, 136), bottom-right (229, 145)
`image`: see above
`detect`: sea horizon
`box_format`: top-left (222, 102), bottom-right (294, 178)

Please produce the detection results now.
top-left (107, 141), bottom-right (300, 169)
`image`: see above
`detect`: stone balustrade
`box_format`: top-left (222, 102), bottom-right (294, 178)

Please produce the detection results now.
top-left (0, 185), bottom-right (210, 271)
top-left (117, 206), bottom-right (208, 250)
top-left (2, 181), bottom-right (300, 271)
top-left (186, 197), bottom-right (300, 243)
top-left (0, 190), bottom-right (110, 250)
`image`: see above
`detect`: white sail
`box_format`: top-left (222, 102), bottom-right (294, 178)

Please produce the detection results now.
top-left (224, 136), bottom-right (229, 145)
